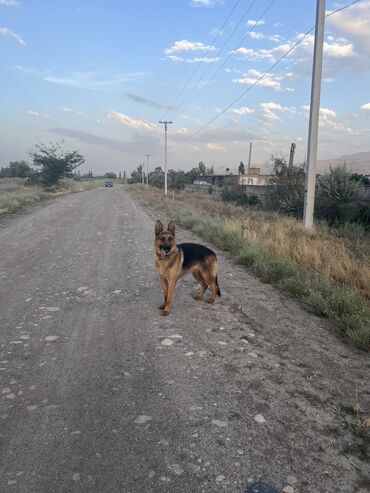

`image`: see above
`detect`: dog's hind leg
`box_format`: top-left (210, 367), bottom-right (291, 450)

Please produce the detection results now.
top-left (193, 271), bottom-right (208, 300)
top-left (203, 257), bottom-right (220, 304)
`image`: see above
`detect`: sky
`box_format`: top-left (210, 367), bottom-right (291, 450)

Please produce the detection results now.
top-left (1, 0), bottom-right (370, 176)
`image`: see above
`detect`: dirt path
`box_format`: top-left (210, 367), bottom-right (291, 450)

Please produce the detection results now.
top-left (0, 187), bottom-right (368, 492)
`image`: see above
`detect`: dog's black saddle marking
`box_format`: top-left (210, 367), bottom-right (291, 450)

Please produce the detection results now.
top-left (177, 243), bottom-right (216, 270)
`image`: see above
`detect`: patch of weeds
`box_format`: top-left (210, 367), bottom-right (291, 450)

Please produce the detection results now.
top-left (338, 404), bottom-right (370, 461)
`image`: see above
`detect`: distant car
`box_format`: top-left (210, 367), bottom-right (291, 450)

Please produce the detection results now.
top-left (105, 180), bottom-right (113, 187)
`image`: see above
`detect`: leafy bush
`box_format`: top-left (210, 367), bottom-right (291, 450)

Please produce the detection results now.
top-left (29, 142), bottom-right (84, 186)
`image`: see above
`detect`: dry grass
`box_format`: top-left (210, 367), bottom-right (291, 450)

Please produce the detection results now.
top-left (131, 186), bottom-right (370, 300)
top-left (0, 179), bottom-right (102, 216)
top-left (129, 185), bottom-right (370, 349)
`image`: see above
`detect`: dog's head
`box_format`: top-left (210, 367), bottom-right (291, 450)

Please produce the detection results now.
top-left (155, 220), bottom-right (176, 260)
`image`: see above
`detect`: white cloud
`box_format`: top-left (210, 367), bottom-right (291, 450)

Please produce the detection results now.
top-left (260, 102), bottom-right (296, 124)
top-left (327, 1), bottom-right (370, 58)
top-left (233, 69), bottom-right (281, 91)
top-left (108, 111), bottom-right (158, 133)
top-left (25, 110), bottom-right (50, 120)
top-left (0, 0), bottom-right (19, 5)
top-left (209, 27), bottom-right (223, 37)
top-left (232, 33), bottom-right (354, 64)
top-left (302, 105), bottom-right (356, 135)
top-left (360, 103), bottom-right (370, 111)
top-left (165, 39), bottom-right (216, 55)
top-left (190, 0), bottom-right (222, 7)
top-left (0, 27), bottom-right (26, 46)
top-left (247, 31), bottom-right (283, 43)
top-left (229, 107), bottom-right (254, 115)
top-left (187, 56), bottom-right (220, 64)
top-left (59, 107), bottom-right (86, 118)
top-left (247, 19), bottom-right (265, 26)
top-left (206, 142), bottom-right (225, 151)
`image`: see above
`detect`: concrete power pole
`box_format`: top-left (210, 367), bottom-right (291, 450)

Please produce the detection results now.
top-left (141, 163), bottom-right (145, 185)
top-left (145, 154), bottom-right (151, 186)
top-left (248, 142), bottom-right (252, 173)
top-left (303, 0), bottom-right (325, 229)
top-left (159, 121), bottom-right (173, 196)
top-left (289, 143), bottom-right (296, 167)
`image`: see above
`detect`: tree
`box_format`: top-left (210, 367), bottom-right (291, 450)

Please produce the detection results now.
top-left (0, 160), bottom-right (33, 178)
top-left (238, 161), bottom-right (245, 175)
top-left (149, 166), bottom-right (165, 188)
top-left (29, 142), bottom-right (84, 186)
top-left (104, 172), bottom-right (117, 179)
top-left (315, 165), bottom-right (368, 227)
top-left (129, 165), bottom-right (143, 184)
top-left (198, 161), bottom-right (206, 175)
top-left (168, 169), bottom-right (187, 189)
top-left (350, 172), bottom-right (370, 186)
top-left (266, 157), bottom-right (305, 216)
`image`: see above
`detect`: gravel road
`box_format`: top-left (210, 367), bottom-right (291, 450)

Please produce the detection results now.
top-left (0, 187), bottom-right (369, 493)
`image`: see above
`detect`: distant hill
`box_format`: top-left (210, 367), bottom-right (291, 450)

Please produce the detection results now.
top-left (318, 151), bottom-right (370, 174)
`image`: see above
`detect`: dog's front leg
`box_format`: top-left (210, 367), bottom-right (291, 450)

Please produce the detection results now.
top-left (161, 279), bottom-right (176, 316)
top-left (159, 278), bottom-right (168, 310)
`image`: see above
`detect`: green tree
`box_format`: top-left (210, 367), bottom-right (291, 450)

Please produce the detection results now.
top-left (267, 157), bottom-right (305, 216)
top-left (198, 161), bottom-right (206, 175)
top-left (0, 160), bottom-right (33, 178)
top-left (168, 169), bottom-right (187, 189)
top-left (104, 172), bottom-right (117, 179)
top-left (148, 166), bottom-right (165, 188)
top-left (29, 142), bottom-right (84, 186)
top-left (238, 161), bottom-right (245, 175)
top-left (350, 172), bottom-right (370, 186)
top-left (130, 165), bottom-right (144, 183)
top-left (315, 165), bottom-right (369, 227)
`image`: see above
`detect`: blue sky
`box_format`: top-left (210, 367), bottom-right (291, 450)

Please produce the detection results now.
top-left (1, 0), bottom-right (370, 175)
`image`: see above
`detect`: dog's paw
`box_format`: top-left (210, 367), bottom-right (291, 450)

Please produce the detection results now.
top-left (161, 309), bottom-right (170, 316)
top-left (205, 298), bottom-right (215, 304)
top-left (158, 303), bottom-right (166, 310)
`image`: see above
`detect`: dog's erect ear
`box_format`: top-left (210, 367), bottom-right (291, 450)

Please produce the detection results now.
top-left (167, 220), bottom-right (176, 235)
top-left (155, 220), bottom-right (164, 236)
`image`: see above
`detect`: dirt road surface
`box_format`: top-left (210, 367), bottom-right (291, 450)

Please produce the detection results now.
top-left (0, 187), bottom-right (369, 492)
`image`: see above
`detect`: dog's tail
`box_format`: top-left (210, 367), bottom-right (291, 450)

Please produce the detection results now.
top-left (216, 275), bottom-right (221, 296)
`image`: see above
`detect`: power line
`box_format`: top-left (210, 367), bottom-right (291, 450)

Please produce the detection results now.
top-left (168, 0), bottom-right (262, 121)
top-left (169, 0), bottom-right (362, 149)
top-left (171, 0), bottom-right (276, 121)
top-left (160, 0), bottom-right (241, 121)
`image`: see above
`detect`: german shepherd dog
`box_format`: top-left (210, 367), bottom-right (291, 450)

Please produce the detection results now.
top-left (154, 220), bottom-right (221, 316)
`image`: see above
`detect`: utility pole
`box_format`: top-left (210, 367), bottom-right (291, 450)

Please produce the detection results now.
top-left (141, 163), bottom-right (145, 185)
top-left (159, 121), bottom-right (173, 196)
top-left (247, 142), bottom-right (252, 173)
top-left (289, 143), bottom-right (296, 167)
top-left (145, 154), bottom-right (151, 186)
top-left (303, 0), bottom-right (325, 229)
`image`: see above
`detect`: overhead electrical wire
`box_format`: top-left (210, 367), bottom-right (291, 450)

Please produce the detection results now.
top-left (169, 0), bottom-right (362, 149)
top-left (167, 0), bottom-right (261, 121)
top-left (159, 0), bottom-right (241, 121)
top-left (171, 0), bottom-right (276, 121)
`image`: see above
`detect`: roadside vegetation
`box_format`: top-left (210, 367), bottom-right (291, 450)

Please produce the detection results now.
top-left (129, 184), bottom-right (370, 350)
top-left (0, 141), bottom-right (102, 217)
